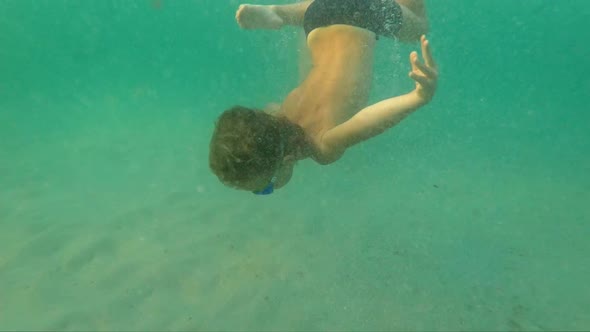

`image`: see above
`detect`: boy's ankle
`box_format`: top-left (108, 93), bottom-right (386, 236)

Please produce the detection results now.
top-left (269, 5), bottom-right (286, 27)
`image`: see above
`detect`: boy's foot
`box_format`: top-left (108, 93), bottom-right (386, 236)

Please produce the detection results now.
top-left (235, 4), bottom-right (284, 30)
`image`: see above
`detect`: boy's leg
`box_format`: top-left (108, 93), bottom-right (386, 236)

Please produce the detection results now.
top-left (274, 1), bottom-right (313, 26)
top-left (236, 1), bottom-right (313, 30)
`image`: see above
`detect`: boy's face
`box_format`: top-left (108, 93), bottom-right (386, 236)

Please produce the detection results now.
top-left (231, 157), bottom-right (295, 194)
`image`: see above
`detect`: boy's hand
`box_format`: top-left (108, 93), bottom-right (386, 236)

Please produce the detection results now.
top-left (409, 35), bottom-right (438, 103)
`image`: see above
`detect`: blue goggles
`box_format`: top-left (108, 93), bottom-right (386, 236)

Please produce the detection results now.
top-left (252, 174), bottom-right (278, 195)
top-left (252, 139), bottom-right (284, 196)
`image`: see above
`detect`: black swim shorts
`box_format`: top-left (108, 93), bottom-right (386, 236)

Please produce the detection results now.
top-left (303, 0), bottom-right (403, 39)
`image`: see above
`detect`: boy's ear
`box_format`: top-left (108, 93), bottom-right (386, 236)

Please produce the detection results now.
top-left (283, 154), bottom-right (296, 163)
top-left (264, 102), bottom-right (281, 114)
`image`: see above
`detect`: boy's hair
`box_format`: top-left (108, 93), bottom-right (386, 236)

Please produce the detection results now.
top-left (209, 106), bottom-right (289, 185)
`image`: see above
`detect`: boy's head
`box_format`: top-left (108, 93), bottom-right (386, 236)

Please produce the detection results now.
top-left (209, 106), bottom-right (291, 193)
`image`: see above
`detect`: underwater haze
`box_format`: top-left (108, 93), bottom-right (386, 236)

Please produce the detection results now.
top-left (1, 0), bottom-right (589, 330)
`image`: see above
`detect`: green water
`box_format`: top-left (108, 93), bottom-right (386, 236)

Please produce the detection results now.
top-left (1, 0), bottom-right (589, 330)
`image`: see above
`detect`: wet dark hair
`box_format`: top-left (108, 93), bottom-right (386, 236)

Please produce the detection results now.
top-left (209, 106), bottom-right (305, 186)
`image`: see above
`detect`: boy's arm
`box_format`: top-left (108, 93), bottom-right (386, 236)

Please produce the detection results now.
top-left (320, 91), bottom-right (426, 153)
top-left (320, 35), bottom-right (437, 157)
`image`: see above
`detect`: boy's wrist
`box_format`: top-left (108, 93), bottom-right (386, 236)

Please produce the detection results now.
top-left (409, 89), bottom-right (430, 106)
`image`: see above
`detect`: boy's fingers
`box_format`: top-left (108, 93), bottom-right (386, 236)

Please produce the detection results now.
top-left (422, 37), bottom-right (436, 69)
top-left (409, 71), bottom-right (430, 87)
top-left (409, 51), bottom-right (418, 71)
top-left (413, 57), bottom-right (437, 78)
top-left (419, 35), bottom-right (436, 68)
